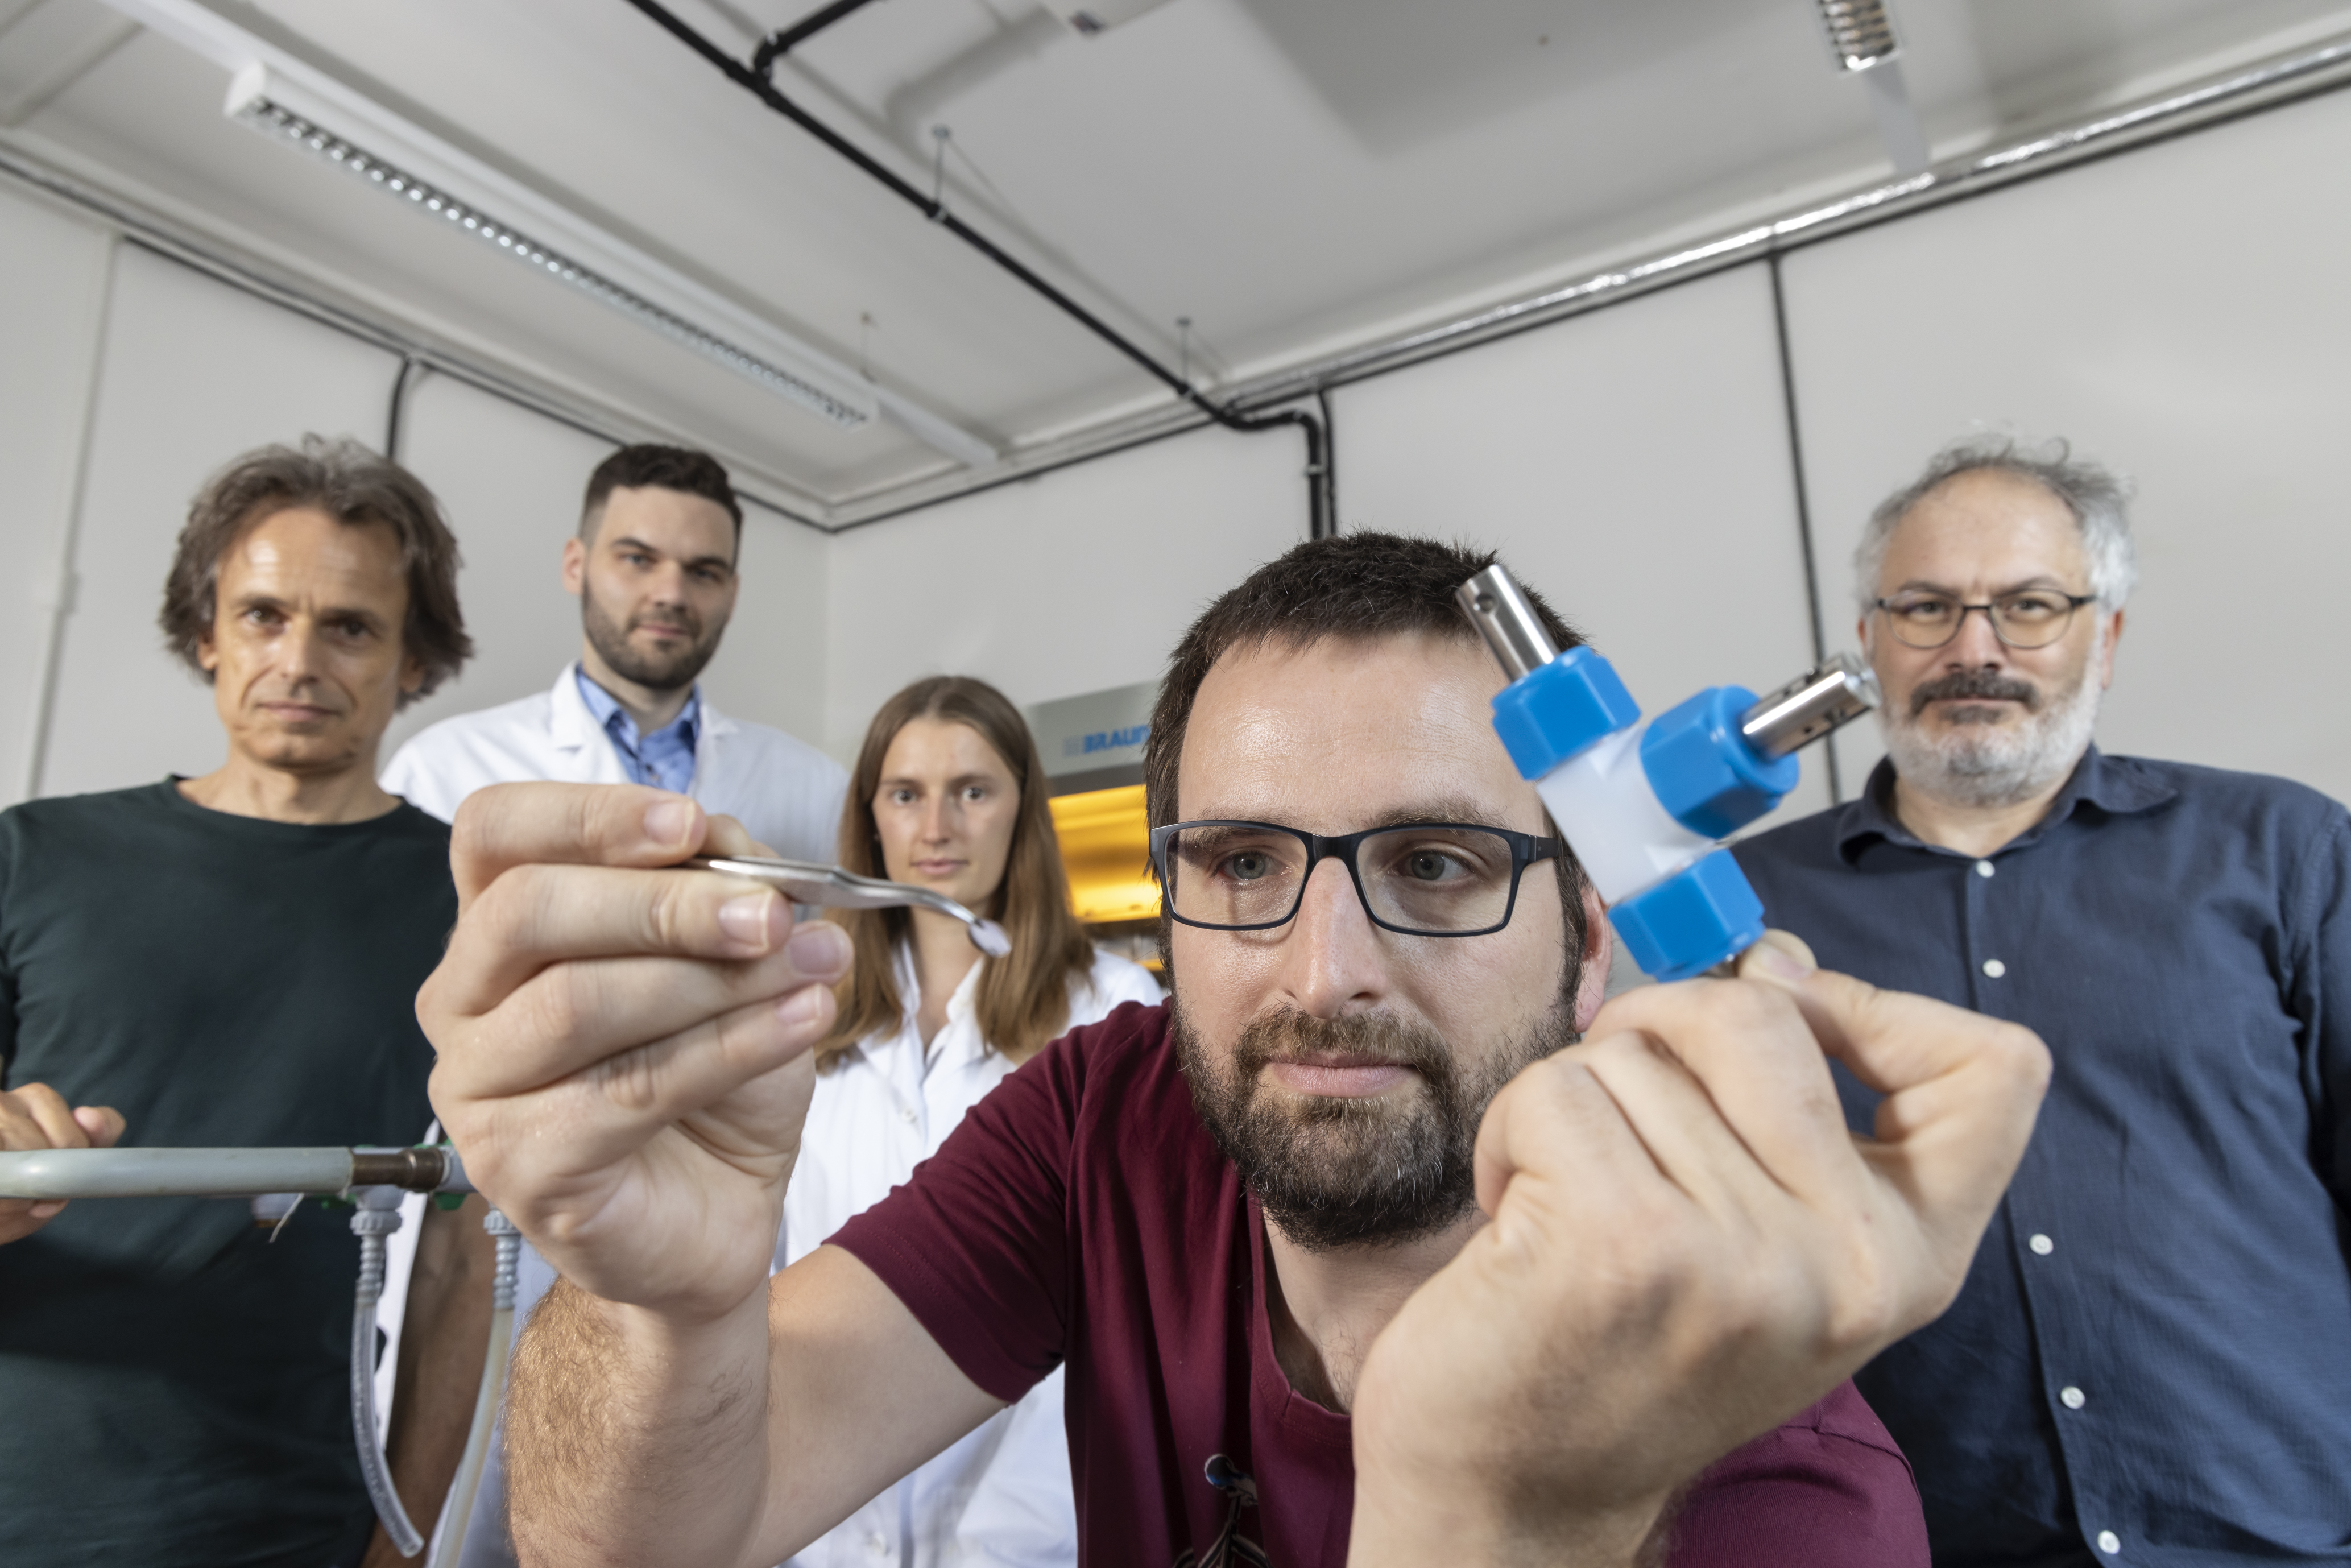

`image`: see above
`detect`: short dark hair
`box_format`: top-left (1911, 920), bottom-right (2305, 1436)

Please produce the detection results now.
top-left (1143, 532), bottom-right (1592, 977)
top-left (159, 436), bottom-right (471, 709)
top-left (1144, 533), bottom-right (1584, 830)
top-left (580, 444), bottom-right (743, 545)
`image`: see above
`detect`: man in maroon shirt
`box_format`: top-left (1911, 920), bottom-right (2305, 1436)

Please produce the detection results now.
top-left (421, 535), bottom-right (2049, 1567)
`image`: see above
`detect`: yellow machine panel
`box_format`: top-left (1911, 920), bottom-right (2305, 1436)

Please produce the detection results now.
top-left (1049, 784), bottom-right (1159, 925)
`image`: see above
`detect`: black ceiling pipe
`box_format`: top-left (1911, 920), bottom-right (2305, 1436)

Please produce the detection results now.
top-left (621, 0), bottom-right (1334, 538)
top-left (751, 0), bottom-right (885, 75)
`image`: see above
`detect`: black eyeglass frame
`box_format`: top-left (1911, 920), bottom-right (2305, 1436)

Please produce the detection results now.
top-left (1871, 590), bottom-right (2098, 650)
top-left (1148, 819), bottom-right (1567, 939)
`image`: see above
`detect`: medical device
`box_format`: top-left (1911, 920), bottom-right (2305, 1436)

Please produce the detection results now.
top-left (688, 854), bottom-right (1013, 956)
top-left (1456, 564), bottom-right (1879, 981)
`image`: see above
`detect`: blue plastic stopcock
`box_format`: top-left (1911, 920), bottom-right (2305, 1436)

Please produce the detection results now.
top-left (1608, 849), bottom-right (1769, 983)
top-left (1489, 646), bottom-right (1641, 781)
top-left (1638, 686), bottom-right (1802, 840)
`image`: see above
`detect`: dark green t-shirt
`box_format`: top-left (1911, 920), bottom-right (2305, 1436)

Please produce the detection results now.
top-left (0, 780), bottom-right (453, 1568)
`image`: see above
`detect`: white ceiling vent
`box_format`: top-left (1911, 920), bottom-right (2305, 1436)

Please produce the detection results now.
top-left (1037, 0), bottom-right (1179, 39)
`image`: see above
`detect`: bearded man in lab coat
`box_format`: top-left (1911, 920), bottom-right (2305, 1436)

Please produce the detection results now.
top-left (382, 443), bottom-right (845, 858)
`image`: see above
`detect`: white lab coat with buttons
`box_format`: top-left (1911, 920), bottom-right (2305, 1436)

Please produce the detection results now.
top-left (379, 662), bottom-right (847, 860)
top-left (780, 944), bottom-right (1163, 1568)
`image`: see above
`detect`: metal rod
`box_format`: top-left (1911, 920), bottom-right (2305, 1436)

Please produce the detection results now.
top-left (1455, 564), bottom-right (1560, 683)
top-left (0, 1144), bottom-right (468, 1199)
top-left (1739, 653), bottom-right (1880, 759)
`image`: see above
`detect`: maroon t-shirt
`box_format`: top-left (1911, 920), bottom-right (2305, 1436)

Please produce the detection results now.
top-left (831, 1001), bottom-right (1927, 1567)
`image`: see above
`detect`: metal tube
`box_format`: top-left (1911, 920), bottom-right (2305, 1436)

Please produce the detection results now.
top-left (1739, 653), bottom-right (1881, 759)
top-left (1454, 565), bottom-right (1559, 682)
top-left (0, 1147), bottom-right (357, 1199)
top-left (0, 1145), bottom-right (467, 1199)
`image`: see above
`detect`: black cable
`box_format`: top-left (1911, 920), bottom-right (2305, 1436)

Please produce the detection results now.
top-left (620, 0), bottom-right (1331, 539)
top-left (384, 353), bottom-right (423, 462)
top-left (1766, 253), bottom-right (1843, 804)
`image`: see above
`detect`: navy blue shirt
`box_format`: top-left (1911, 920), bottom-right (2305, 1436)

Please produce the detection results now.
top-left (1735, 750), bottom-right (2351, 1566)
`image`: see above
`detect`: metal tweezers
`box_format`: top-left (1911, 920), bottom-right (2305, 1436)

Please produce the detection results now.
top-left (686, 855), bottom-right (1012, 957)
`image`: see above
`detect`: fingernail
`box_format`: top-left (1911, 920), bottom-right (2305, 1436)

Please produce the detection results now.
top-left (718, 892), bottom-right (781, 950)
top-left (787, 921), bottom-right (851, 977)
top-left (1752, 941), bottom-right (1816, 982)
top-left (30, 1202), bottom-right (62, 1218)
top-left (779, 987), bottom-right (827, 1027)
top-left (644, 798), bottom-right (695, 850)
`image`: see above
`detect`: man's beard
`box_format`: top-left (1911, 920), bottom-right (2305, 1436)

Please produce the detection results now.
top-left (1880, 639), bottom-right (2104, 810)
top-left (581, 579), bottom-right (723, 694)
top-left (1173, 995), bottom-right (1575, 1253)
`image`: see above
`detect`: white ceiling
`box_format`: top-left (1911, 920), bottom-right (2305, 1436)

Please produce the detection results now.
top-left (5, 0), bottom-right (2349, 519)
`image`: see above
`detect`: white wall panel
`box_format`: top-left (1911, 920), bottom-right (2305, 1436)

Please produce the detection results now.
top-left (823, 427), bottom-right (1308, 762)
top-left (697, 498), bottom-right (830, 753)
top-left (0, 183), bottom-right (113, 806)
top-left (38, 246), bottom-right (398, 798)
top-left (1334, 262), bottom-right (1836, 829)
top-left (1783, 88), bottom-right (2351, 804)
top-left (380, 373), bottom-right (611, 756)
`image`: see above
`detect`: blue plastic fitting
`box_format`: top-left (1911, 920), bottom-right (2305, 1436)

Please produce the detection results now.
top-left (1637, 686), bottom-right (1801, 839)
top-left (1489, 646), bottom-right (1641, 781)
top-left (1607, 849), bottom-right (1769, 983)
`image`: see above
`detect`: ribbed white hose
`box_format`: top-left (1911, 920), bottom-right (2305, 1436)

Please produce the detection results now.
top-left (353, 1212), bottom-right (427, 1557)
top-left (427, 1210), bottom-right (521, 1568)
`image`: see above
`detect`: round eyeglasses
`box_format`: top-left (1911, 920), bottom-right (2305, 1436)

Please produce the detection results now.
top-left (1873, 589), bottom-right (2097, 650)
top-left (1148, 820), bottom-right (1564, 938)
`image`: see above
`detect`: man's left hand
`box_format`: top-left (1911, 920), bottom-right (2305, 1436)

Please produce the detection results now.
top-left (0, 1083), bottom-right (126, 1245)
top-left (1347, 938), bottom-right (2051, 1566)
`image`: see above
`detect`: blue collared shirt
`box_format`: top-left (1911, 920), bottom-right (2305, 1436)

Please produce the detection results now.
top-left (1735, 748), bottom-right (2351, 1566)
top-left (575, 668), bottom-right (700, 796)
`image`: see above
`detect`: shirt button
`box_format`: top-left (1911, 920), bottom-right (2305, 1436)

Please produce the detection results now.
top-left (1975, 860), bottom-right (1996, 878)
top-left (2060, 1385), bottom-right (2087, 1409)
top-left (867, 1533), bottom-right (888, 1555)
top-left (2097, 1529), bottom-right (2121, 1554)
top-left (898, 1107), bottom-right (917, 1124)
top-left (1982, 958), bottom-right (2006, 978)
top-left (2029, 1232), bottom-right (2054, 1255)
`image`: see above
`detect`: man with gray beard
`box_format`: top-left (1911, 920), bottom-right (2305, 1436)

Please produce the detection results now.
top-left (1735, 436), bottom-right (2351, 1568)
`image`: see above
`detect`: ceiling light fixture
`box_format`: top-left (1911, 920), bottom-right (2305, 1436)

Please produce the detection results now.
top-left (227, 80), bottom-right (867, 427)
top-left (1812, 0), bottom-right (1930, 175)
top-left (94, 0), bottom-right (999, 465)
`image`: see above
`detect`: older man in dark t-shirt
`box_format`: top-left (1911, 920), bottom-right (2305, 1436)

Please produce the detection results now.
top-left (0, 438), bottom-right (487, 1568)
top-left (423, 535), bottom-right (2051, 1567)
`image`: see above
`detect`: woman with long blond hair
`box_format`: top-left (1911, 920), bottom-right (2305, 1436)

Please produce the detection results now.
top-left (779, 675), bottom-right (1160, 1568)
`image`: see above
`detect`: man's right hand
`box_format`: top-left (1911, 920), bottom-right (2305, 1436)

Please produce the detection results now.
top-left (420, 782), bottom-right (852, 1324)
top-left (0, 1083), bottom-right (125, 1245)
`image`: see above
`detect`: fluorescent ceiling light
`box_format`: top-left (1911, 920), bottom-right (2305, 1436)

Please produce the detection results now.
top-left (229, 71), bottom-right (866, 425)
top-left (99, 0), bottom-right (997, 466)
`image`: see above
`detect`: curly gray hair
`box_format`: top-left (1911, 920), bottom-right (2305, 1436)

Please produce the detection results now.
top-left (1854, 435), bottom-right (2138, 613)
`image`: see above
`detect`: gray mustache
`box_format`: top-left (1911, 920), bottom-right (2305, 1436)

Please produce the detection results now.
top-left (1911, 669), bottom-right (2038, 715)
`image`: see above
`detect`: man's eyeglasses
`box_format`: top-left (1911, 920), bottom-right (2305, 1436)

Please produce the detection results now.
top-left (1148, 821), bottom-right (1564, 938)
top-left (1873, 589), bottom-right (2097, 650)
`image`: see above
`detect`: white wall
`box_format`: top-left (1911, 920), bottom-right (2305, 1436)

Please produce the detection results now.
top-left (699, 497), bottom-right (831, 754)
top-left (0, 181), bottom-right (113, 806)
top-left (379, 372), bottom-right (614, 756)
top-left (821, 425), bottom-right (1308, 762)
top-left (1786, 86), bottom-right (2351, 804)
top-left (1335, 262), bottom-right (1836, 829)
top-left (39, 244), bottom-right (399, 797)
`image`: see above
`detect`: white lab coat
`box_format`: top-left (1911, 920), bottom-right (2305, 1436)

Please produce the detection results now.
top-left (780, 944), bottom-right (1164, 1568)
top-left (380, 662), bottom-right (847, 862)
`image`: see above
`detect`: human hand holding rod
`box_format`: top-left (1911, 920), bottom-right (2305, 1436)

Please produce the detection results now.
top-left (1347, 930), bottom-right (2048, 1562)
top-left (0, 1084), bottom-right (125, 1245)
